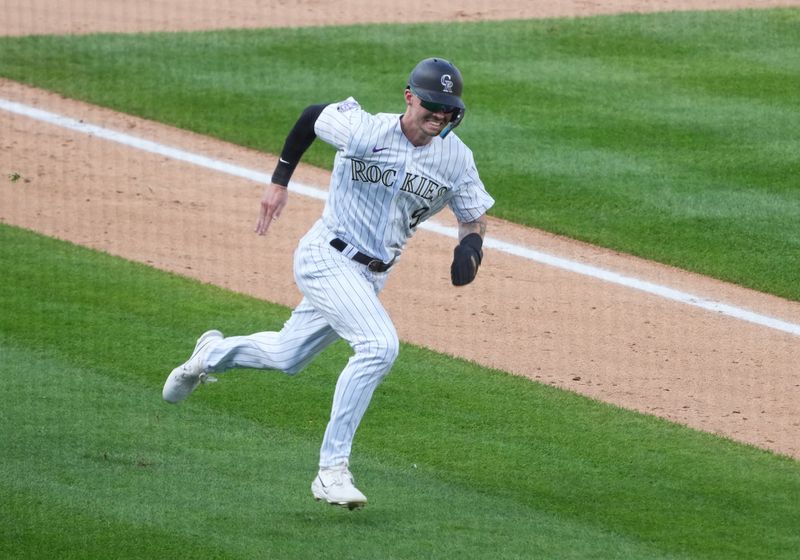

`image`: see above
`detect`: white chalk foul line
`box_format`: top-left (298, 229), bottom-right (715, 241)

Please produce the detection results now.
top-left (3, 97), bottom-right (799, 337)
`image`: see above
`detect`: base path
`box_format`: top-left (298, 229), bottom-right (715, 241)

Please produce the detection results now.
top-left (2, 0), bottom-right (799, 459)
top-left (3, 0), bottom-right (799, 35)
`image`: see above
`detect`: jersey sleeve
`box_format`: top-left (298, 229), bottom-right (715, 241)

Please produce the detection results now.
top-left (449, 152), bottom-right (495, 222)
top-left (314, 97), bottom-right (362, 151)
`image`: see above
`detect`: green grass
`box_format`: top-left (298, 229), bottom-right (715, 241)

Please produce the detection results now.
top-left (1, 9), bottom-right (799, 300)
top-left (1, 8), bottom-right (799, 558)
top-left (2, 223), bottom-right (799, 559)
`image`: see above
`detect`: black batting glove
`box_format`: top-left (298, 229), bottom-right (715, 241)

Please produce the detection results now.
top-left (450, 233), bottom-right (483, 286)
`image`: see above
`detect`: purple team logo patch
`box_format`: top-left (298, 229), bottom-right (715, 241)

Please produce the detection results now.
top-left (440, 74), bottom-right (454, 93)
top-left (337, 100), bottom-right (359, 113)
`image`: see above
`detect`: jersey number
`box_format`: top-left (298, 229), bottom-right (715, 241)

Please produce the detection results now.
top-left (409, 206), bottom-right (430, 229)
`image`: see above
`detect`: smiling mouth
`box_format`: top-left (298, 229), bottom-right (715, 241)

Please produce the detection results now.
top-left (425, 117), bottom-right (446, 128)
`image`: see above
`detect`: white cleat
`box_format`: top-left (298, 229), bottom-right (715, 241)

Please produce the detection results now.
top-left (311, 464), bottom-right (368, 510)
top-left (162, 330), bottom-right (223, 404)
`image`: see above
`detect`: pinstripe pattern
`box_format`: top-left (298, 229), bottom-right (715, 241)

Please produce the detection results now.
top-left (199, 96), bottom-right (493, 469)
top-left (295, 223), bottom-right (399, 465)
top-left (204, 220), bottom-right (398, 466)
top-left (205, 300), bottom-right (339, 375)
top-left (315, 97), bottom-right (494, 262)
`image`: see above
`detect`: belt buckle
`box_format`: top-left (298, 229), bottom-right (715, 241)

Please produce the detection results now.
top-left (367, 259), bottom-right (384, 273)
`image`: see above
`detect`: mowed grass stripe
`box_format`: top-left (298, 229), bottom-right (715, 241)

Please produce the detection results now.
top-left (2, 224), bottom-right (799, 559)
top-left (0, 9), bottom-right (798, 299)
top-left (1, 342), bottom-right (685, 560)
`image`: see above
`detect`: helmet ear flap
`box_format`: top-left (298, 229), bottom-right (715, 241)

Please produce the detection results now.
top-left (439, 108), bottom-right (464, 138)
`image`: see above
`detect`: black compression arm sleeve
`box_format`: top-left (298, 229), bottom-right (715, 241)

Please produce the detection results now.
top-left (271, 103), bottom-right (327, 187)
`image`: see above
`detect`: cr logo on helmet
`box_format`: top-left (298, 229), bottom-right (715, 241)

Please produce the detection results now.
top-left (440, 74), bottom-right (454, 93)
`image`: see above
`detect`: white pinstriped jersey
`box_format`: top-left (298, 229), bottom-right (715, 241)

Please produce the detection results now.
top-left (314, 97), bottom-right (494, 263)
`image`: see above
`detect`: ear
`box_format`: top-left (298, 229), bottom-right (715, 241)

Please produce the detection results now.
top-left (404, 88), bottom-right (413, 105)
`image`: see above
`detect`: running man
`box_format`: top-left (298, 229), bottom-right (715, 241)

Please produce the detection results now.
top-left (163, 57), bottom-right (494, 509)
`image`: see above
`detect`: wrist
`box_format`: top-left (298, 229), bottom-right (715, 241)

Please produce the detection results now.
top-left (271, 159), bottom-right (294, 187)
top-left (460, 232), bottom-right (483, 252)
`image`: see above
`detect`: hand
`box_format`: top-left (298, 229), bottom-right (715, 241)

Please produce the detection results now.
top-left (450, 233), bottom-right (483, 286)
top-left (254, 183), bottom-right (288, 235)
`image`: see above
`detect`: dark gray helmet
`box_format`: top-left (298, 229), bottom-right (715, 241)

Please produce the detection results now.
top-left (407, 57), bottom-right (466, 137)
top-left (408, 57), bottom-right (465, 109)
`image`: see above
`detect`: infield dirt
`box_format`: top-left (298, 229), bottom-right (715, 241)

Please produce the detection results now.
top-left (2, 0), bottom-right (799, 458)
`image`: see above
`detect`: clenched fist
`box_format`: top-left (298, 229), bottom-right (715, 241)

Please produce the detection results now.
top-left (450, 233), bottom-right (483, 286)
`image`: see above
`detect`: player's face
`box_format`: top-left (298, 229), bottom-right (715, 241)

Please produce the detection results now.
top-left (403, 90), bottom-right (454, 139)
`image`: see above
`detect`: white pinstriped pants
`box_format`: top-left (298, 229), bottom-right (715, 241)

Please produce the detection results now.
top-left (204, 220), bottom-right (399, 467)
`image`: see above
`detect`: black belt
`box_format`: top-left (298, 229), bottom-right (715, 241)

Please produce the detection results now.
top-left (329, 238), bottom-right (394, 273)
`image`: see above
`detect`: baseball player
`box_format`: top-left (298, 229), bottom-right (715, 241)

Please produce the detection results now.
top-left (163, 57), bottom-right (494, 509)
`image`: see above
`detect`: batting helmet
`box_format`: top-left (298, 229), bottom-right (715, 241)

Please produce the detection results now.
top-left (407, 57), bottom-right (466, 138)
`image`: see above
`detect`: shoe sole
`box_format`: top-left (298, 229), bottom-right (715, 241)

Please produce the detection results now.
top-left (313, 495), bottom-right (366, 510)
